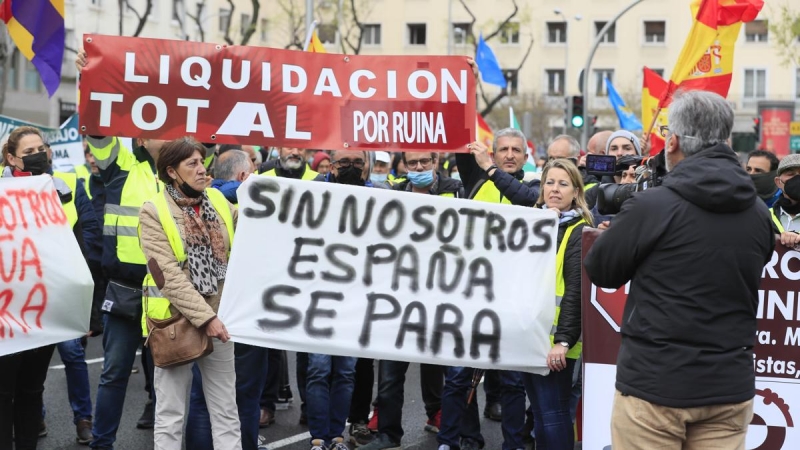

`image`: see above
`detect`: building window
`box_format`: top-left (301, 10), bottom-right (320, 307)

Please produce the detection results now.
top-left (499, 22), bottom-right (520, 44)
top-left (362, 24), bottom-right (381, 46)
top-left (796, 68), bottom-right (800, 99)
top-left (594, 69), bottom-right (614, 96)
top-left (594, 21), bottom-right (616, 43)
top-left (24, 59), bottom-right (41, 93)
top-left (504, 69), bottom-right (518, 96)
top-left (453, 23), bottom-right (472, 46)
top-left (64, 29), bottom-right (75, 62)
top-left (172, 0), bottom-right (184, 22)
top-left (643, 21), bottom-right (665, 43)
top-left (219, 9), bottom-right (231, 33)
top-left (408, 23), bottom-right (427, 45)
top-left (240, 13), bottom-right (251, 37)
top-left (743, 69), bottom-right (767, 99)
top-left (1, 49), bottom-right (18, 91)
top-left (547, 22), bottom-right (567, 43)
top-left (745, 20), bottom-right (768, 42)
top-left (650, 68), bottom-right (665, 78)
top-left (546, 69), bottom-right (565, 96)
top-left (317, 23), bottom-right (338, 44)
top-left (91, 0), bottom-right (100, 5)
top-left (260, 18), bottom-right (268, 42)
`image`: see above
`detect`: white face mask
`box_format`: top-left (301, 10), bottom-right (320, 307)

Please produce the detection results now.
top-left (450, 172), bottom-right (461, 181)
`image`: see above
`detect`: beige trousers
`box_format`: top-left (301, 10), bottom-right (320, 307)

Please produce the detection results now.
top-left (610, 390), bottom-right (753, 450)
top-left (153, 338), bottom-right (241, 450)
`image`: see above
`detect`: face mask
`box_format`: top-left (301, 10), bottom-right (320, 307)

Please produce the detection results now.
top-left (17, 152), bottom-right (50, 175)
top-left (370, 173), bottom-right (388, 184)
top-left (450, 172), bottom-right (461, 181)
top-left (336, 166), bottom-right (364, 185)
top-left (176, 173), bottom-right (204, 198)
top-left (407, 169), bottom-right (435, 188)
top-left (269, 149), bottom-right (279, 159)
top-left (750, 171), bottom-right (777, 198)
top-left (783, 175), bottom-right (800, 202)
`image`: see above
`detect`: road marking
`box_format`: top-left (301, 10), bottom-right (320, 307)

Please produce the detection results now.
top-left (49, 351), bottom-right (142, 370)
top-left (265, 431), bottom-right (312, 449)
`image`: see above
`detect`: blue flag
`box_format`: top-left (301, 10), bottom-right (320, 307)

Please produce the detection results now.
top-left (605, 77), bottom-right (642, 131)
top-left (475, 34), bottom-right (507, 89)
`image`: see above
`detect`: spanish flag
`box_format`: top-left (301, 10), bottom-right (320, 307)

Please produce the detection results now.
top-left (307, 30), bottom-right (327, 53)
top-left (642, 68), bottom-right (669, 155)
top-left (0, 0), bottom-right (65, 97)
top-left (477, 113), bottom-right (493, 149)
top-left (659, 0), bottom-right (763, 107)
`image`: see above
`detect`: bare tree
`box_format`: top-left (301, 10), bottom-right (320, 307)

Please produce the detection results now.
top-left (222, 0), bottom-right (236, 45)
top-left (123, 0), bottom-right (154, 37)
top-left (457, 0), bottom-right (535, 117)
top-left (186, 0), bottom-right (207, 42)
top-left (276, 0), bottom-right (306, 50)
top-left (240, 0), bottom-right (261, 45)
top-left (768, 4), bottom-right (800, 67)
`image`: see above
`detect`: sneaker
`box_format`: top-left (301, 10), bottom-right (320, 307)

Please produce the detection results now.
top-left (276, 385), bottom-right (294, 410)
top-left (259, 408), bottom-right (276, 428)
top-left (136, 399), bottom-right (155, 429)
top-left (310, 439), bottom-right (327, 450)
top-left (357, 433), bottom-right (400, 450)
top-left (38, 420), bottom-right (47, 438)
top-left (437, 446), bottom-right (451, 450)
top-left (460, 438), bottom-right (482, 450)
top-left (349, 421), bottom-right (374, 447)
top-left (424, 410), bottom-right (441, 433)
top-left (329, 437), bottom-right (349, 450)
top-left (367, 408), bottom-right (379, 432)
top-left (76, 418), bottom-right (93, 445)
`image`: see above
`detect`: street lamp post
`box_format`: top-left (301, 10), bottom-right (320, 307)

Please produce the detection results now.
top-left (581, 0), bottom-right (647, 149)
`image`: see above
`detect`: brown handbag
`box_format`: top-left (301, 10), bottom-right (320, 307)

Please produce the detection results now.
top-left (144, 259), bottom-right (213, 369)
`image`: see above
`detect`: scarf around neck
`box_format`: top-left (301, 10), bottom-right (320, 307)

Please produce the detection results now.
top-left (166, 184), bottom-right (228, 296)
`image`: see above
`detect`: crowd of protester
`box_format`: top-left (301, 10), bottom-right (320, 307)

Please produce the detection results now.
top-left (0, 54), bottom-right (794, 450)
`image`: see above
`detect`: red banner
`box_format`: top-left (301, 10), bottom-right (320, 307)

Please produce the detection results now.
top-left (78, 34), bottom-right (476, 152)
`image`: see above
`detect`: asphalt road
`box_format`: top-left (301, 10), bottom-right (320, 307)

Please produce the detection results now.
top-left (39, 338), bottom-right (516, 450)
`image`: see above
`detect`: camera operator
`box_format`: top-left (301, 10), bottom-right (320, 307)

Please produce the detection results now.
top-left (584, 90), bottom-right (774, 449)
top-left (593, 155), bottom-right (643, 229)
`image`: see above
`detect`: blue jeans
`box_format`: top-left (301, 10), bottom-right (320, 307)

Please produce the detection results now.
top-left (186, 343), bottom-right (270, 450)
top-left (306, 354), bottom-right (356, 444)
top-left (570, 355), bottom-right (582, 422)
top-left (91, 313), bottom-right (152, 449)
top-left (57, 338), bottom-right (93, 423)
top-left (499, 371), bottom-right (526, 450)
top-left (438, 367), bottom-right (484, 448)
top-left (522, 358), bottom-right (576, 450)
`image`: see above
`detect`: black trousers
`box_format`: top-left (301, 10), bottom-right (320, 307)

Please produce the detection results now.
top-left (348, 358), bottom-right (375, 423)
top-left (375, 361), bottom-right (444, 443)
top-left (0, 345), bottom-right (56, 450)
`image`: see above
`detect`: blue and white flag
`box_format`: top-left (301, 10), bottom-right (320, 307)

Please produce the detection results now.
top-left (605, 77), bottom-right (642, 131)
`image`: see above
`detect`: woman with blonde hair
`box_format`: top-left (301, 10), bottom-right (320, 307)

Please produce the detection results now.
top-left (525, 158), bottom-right (592, 450)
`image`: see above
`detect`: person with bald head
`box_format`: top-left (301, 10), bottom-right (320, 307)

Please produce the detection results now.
top-left (588, 131), bottom-right (613, 155)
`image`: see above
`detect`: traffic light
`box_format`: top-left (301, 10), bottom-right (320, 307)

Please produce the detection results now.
top-left (570, 95), bottom-right (584, 128)
top-left (753, 117), bottom-right (761, 141)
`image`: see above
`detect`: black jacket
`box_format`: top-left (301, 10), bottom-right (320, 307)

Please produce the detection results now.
top-left (584, 144), bottom-right (774, 408)
top-left (455, 152), bottom-right (539, 205)
top-left (554, 216), bottom-right (585, 349)
top-left (392, 172), bottom-right (465, 197)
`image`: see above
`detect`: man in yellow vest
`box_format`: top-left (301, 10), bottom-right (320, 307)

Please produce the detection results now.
top-left (457, 128), bottom-right (539, 206)
top-left (262, 146), bottom-right (325, 181)
top-left (770, 154), bottom-right (800, 248)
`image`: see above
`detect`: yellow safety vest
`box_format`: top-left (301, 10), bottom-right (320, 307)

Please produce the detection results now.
top-left (139, 188), bottom-right (235, 335)
top-left (262, 167), bottom-right (321, 181)
top-left (52, 171), bottom-right (78, 228)
top-left (74, 164), bottom-right (92, 200)
top-left (387, 174), bottom-right (406, 186)
top-left (553, 219), bottom-right (586, 359)
top-left (772, 208), bottom-right (785, 233)
top-left (584, 182), bottom-right (598, 191)
top-left (91, 137), bottom-right (162, 266)
top-left (471, 179), bottom-right (513, 205)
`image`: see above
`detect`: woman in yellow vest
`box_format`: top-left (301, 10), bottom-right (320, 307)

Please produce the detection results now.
top-left (138, 138), bottom-right (241, 450)
top-left (526, 158), bottom-right (594, 450)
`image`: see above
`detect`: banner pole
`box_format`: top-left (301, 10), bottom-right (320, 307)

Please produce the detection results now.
top-left (302, 20), bottom-right (319, 51)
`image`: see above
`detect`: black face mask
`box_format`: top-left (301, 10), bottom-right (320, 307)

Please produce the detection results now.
top-left (176, 173), bottom-right (204, 198)
top-left (17, 152), bottom-right (50, 175)
top-left (336, 166), bottom-right (365, 186)
top-left (783, 176), bottom-right (800, 203)
top-left (750, 171), bottom-right (778, 199)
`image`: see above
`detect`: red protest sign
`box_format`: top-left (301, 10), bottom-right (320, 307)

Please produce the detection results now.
top-left (78, 34), bottom-right (476, 152)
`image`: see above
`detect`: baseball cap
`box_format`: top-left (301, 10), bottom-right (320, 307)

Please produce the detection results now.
top-left (375, 151), bottom-right (391, 164)
top-left (778, 154), bottom-right (800, 175)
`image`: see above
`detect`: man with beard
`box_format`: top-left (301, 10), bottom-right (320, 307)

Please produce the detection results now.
top-left (746, 150), bottom-right (781, 208)
top-left (263, 146), bottom-right (325, 181)
top-left (770, 154), bottom-right (800, 248)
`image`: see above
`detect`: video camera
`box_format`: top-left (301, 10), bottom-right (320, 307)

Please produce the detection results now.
top-left (585, 154), bottom-right (645, 178)
top-left (596, 151), bottom-right (667, 216)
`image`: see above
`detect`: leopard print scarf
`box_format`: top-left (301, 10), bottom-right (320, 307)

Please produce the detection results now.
top-left (166, 185), bottom-right (228, 296)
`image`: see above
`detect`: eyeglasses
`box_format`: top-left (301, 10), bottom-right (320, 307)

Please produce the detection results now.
top-left (405, 157), bottom-right (434, 169)
top-left (333, 158), bottom-right (365, 169)
top-left (659, 125), bottom-right (700, 140)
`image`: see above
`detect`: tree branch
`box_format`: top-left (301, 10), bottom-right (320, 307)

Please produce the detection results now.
top-left (457, 0), bottom-right (478, 51)
top-left (223, 0), bottom-right (236, 45)
top-left (124, 0), bottom-right (153, 38)
top-left (478, 35), bottom-right (533, 117)
top-left (240, 0), bottom-right (260, 45)
top-left (186, 0), bottom-right (207, 42)
top-left (484, 0), bottom-right (519, 42)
